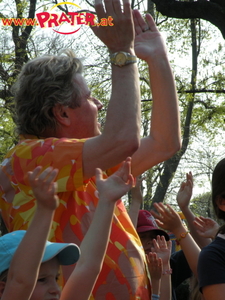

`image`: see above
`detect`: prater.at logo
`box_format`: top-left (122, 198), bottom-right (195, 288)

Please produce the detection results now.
top-left (1, 2), bottom-right (114, 35)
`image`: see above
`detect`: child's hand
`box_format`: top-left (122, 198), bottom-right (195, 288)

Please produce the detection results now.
top-left (151, 202), bottom-right (183, 233)
top-left (96, 157), bottom-right (134, 203)
top-left (193, 216), bottom-right (220, 239)
top-left (146, 252), bottom-right (162, 282)
top-left (28, 166), bottom-right (59, 211)
top-left (177, 172), bottom-right (193, 210)
top-left (151, 235), bottom-right (172, 266)
top-left (130, 175), bottom-right (145, 205)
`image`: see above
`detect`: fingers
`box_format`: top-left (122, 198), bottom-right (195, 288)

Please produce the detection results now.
top-left (52, 181), bottom-right (58, 194)
top-left (167, 240), bottom-right (172, 253)
top-left (122, 0), bottom-right (132, 16)
top-left (148, 252), bottom-right (162, 275)
top-left (120, 157), bottom-right (132, 183)
top-left (153, 202), bottom-right (175, 218)
top-left (145, 13), bottom-right (157, 31)
top-left (44, 168), bottom-right (58, 183)
top-left (179, 181), bottom-right (185, 191)
top-left (95, 0), bottom-right (128, 19)
top-left (28, 166), bottom-right (58, 185)
top-left (28, 166), bottom-right (42, 183)
top-left (151, 203), bottom-right (182, 231)
top-left (127, 174), bottom-right (135, 188)
top-left (95, 168), bottom-right (103, 182)
top-left (187, 171), bottom-right (193, 181)
top-left (39, 167), bottom-right (58, 183)
top-left (132, 10), bottom-right (146, 35)
top-left (186, 171), bottom-right (193, 186)
top-left (152, 235), bottom-right (167, 250)
top-left (95, 0), bottom-right (107, 18)
top-left (133, 10), bottom-right (157, 35)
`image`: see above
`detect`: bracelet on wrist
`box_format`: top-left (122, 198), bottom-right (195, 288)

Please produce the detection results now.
top-left (162, 268), bottom-right (172, 275)
top-left (176, 231), bottom-right (190, 243)
top-left (152, 294), bottom-right (160, 300)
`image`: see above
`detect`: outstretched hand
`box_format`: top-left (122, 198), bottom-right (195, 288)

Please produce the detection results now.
top-left (151, 202), bottom-right (183, 233)
top-left (193, 216), bottom-right (220, 239)
top-left (91, 0), bottom-right (135, 53)
top-left (132, 10), bottom-right (167, 61)
top-left (28, 166), bottom-right (59, 211)
top-left (177, 172), bottom-right (193, 210)
top-left (130, 175), bottom-right (145, 205)
top-left (146, 251), bottom-right (162, 282)
top-left (96, 157), bottom-right (134, 202)
top-left (150, 235), bottom-right (172, 265)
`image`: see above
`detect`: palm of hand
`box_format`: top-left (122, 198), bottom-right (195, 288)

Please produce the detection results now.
top-left (177, 186), bottom-right (192, 207)
top-left (97, 174), bottom-right (132, 202)
top-left (134, 32), bottom-right (166, 60)
top-left (28, 167), bottom-right (59, 211)
top-left (199, 220), bottom-right (218, 237)
top-left (157, 214), bottom-right (181, 233)
top-left (153, 247), bottom-right (170, 264)
top-left (32, 182), bottom-right (59, 211)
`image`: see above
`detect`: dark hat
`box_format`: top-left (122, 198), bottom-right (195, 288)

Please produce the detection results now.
top-left (137, 210), bottom-right (170, 241)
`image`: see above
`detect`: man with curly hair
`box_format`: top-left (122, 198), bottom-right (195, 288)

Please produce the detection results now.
top-left (0, 0), bottom-right (181, 299)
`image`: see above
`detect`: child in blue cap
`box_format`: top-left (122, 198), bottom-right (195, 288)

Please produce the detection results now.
top-left (0, 157), bottom-right (134, 300)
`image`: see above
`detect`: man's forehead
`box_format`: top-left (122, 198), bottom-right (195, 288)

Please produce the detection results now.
top-left (74, 73), bottom-right (90, 95)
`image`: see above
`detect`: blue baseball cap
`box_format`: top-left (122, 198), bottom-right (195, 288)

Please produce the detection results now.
top-left (0, 230), bottom-right (80, 275)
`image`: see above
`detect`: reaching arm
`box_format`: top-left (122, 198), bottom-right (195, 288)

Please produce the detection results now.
top-left (61, 157), bottom-right (134, 300)
top-left (193, 216), bottom-right (219, 240)
top-left (147, 236), bottom-right (172, 300)
top-left (83, 0), bottom-right (141, 179)
top-left (128, 176), bottom-right (144, 227)
top-left (151, 202), bottom-right (200, 278)
top-left (177, 172), bottom-right (212, 248)
top-left (2, 167), bottom-right (58, 300)
top-left (147, 252), bottom-right (162, 297)
top-left (131, 11), bottom-right (181, 177)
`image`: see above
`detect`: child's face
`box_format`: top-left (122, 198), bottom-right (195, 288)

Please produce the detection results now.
top-left (138, 231), bottom-right (158, 254)
top-left (30, 257), bottom-right (61, 300)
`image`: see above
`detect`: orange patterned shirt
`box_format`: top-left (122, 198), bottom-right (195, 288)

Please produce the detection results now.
top-left (0, 136), bottom-right (151, 300)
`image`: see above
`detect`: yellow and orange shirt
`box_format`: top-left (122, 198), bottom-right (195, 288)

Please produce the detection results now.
top-left (0, 136), bottom-right (151, 300)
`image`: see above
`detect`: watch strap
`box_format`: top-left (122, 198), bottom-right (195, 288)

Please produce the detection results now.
top-left (110, 51), bottom-right (137, 67)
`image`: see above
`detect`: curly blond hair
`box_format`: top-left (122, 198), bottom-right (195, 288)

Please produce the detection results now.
top-left (12, 49), bottom-right (83, 137)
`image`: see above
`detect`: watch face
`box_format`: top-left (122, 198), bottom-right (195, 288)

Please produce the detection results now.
top-left (115, 52), bottom-right (127, 65)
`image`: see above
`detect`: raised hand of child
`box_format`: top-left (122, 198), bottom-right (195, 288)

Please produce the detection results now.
top-left (151, 235), bottom-right (172, 266)
top-left (177, 172), bottom-right (193, 210)
top-left (193, 216), bottom-right (220, 239)
top-left (147, 251), bottom-right (162, 282)
top-left (151, 202), bottom-right (183, 233)
top-left (28, 166), bottom-right (59, 211)
top-left (96, 157), bottom-right (134, 203)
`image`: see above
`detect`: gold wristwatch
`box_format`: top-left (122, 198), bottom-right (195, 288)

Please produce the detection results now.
top-left (110, 51), bottom-right (137, 67)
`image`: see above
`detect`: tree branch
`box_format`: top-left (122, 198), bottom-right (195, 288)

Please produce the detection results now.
top-left (151, 0), bottom-right (225, 38)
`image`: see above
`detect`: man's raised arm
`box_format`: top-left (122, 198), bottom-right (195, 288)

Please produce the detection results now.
top-left (131, 11), bottom-right (181, 177)
top-left (83, 0), bottom-right (141, 179)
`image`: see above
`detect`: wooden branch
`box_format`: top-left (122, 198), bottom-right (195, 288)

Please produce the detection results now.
top-left (178, 89), bottom-right (225, 94)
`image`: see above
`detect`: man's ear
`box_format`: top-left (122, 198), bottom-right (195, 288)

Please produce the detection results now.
top-left (52, 104), bottom-right (71, 127)
top-left (216, 197), bottom-right (225, 212)
top-left (0, 281), bottom-right (6, 297)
